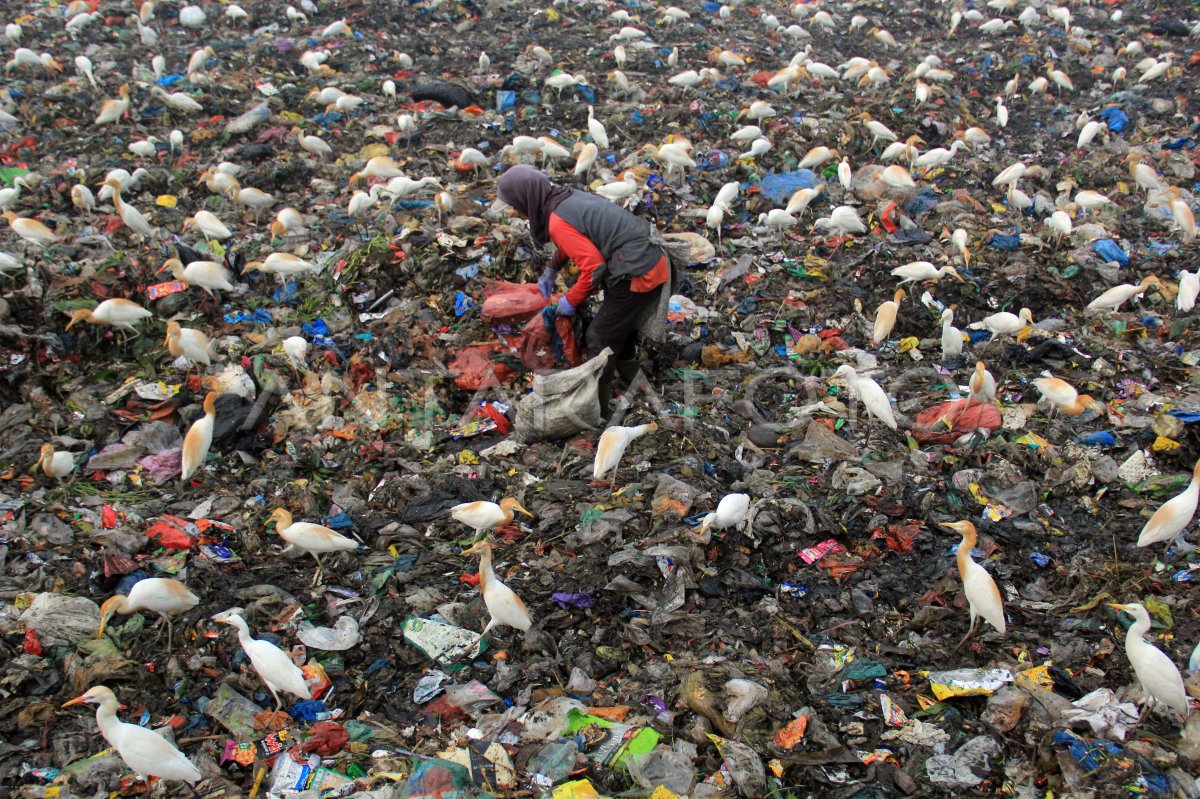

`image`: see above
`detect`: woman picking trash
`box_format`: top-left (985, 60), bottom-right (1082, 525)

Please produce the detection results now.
top-left (496, 165), bottom-right (674, 418)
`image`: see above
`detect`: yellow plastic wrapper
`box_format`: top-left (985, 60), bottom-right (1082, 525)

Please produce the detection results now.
top-left (1013, 664), bottom-right (1054, 691)
top-left (458, 450), bottom-right (480, 465)
top-left (897, 336), bottom-right (920, 353)
top-left (155, 194), bottom-right (177, 208)
top-left (1152, 436), bottom-right (1181, 452)
top-left (553, 780), bottom-right (600, 799)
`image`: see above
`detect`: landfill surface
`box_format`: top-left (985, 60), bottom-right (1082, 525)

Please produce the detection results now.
top-left (2, 0), bottom-right (1200, 797)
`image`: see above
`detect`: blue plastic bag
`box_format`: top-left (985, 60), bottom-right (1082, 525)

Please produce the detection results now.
top-left (302, 318), bottom-right (329, 337)
top-left (1092, 238), bottom-right (1129, 267)
top-left (696, 149), bottom-right (731, 171)
top-left (988, 231), bottom-right (1021, 251)
top-left (1077, 431), bottom-right (1116, 447)
top-left (1097, 106), bottom-right (1129, 133)
top-left (455, 292), bottom-right (477, 316)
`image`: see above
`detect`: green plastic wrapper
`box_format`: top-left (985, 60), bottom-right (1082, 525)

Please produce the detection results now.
top-left (565, 708), bottom-right (661, 770)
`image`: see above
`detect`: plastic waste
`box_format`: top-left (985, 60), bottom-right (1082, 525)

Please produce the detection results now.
top-left (297, 616), bottom-right (362, 650)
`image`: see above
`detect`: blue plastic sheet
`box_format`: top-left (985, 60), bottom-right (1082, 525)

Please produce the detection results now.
top-left (903, 189), bottom-right (939, 217)
top-left (273, 280), bottom-right (300, 304)
top-left (1169, 410), bottom-right (1200, 423)
top-left (758, 169), bottom-right (820, 203)
top-left (576, 84), bottom-right (596, 104)
top-left (1092, 238), bottom-right (1129, 267)
top-left (1052, 731), bottom-right (1168, 794)
top-left (322, 512), bottom-right (354, 530)
top-left (495, 90), bottom-right (516, 111)
top-left (224, 309), bottom-right (273, 325)
top-left (1054, 731), bottom-right (1122, 771)
top-left (155, 74), bottom-right (185, 87)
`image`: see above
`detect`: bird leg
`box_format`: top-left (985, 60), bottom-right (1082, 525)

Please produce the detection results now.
top-left (311, 552), bottom-right (324, 586)
top-left (609, 454), bottom-right (623, 494)
top-left (471, 618), bottom-right (497, 653)
top-left (163, 613), bottom-right (175, 655)
top-left (954, 614), bottom-right (978, 651)
top-left (1135, 699), bottom-right (1152, 728)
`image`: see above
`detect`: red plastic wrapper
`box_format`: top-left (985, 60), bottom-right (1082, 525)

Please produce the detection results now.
top-left (912, 398), bottom-right (1002, 444)
top-left (145, 515), bottom-right (196, 549)
top-left (475, 401), bottom-right (512, 434)
top-left (880, 202), bottom-right (899, 233)
top-left (24, 628), bottom-right (42, 655)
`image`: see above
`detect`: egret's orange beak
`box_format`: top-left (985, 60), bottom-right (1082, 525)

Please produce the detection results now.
top-left (62, 695), bottom-right (86, 708)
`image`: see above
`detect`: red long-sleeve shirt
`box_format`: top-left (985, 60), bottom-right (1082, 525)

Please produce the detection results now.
top-left (549, 213), bottom-right (669, 306)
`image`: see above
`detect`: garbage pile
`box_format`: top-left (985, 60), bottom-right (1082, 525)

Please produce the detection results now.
top-left (2, 0), bottom-right (1200, 796)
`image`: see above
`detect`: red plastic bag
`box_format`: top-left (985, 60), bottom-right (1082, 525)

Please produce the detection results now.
top-left (519, 314), bottom-right (555, 372)
top-left (481, 281), bottom-right (553, 325)
top-left (518, 312), bottom-right (584, 372)
top-left (912, 399), bottom-right (1002, 444)
top-left (448, 345), bottom-right (517, 390)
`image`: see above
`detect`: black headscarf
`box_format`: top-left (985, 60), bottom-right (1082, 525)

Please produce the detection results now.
top-left (497, 165), bottom-right (572, 246)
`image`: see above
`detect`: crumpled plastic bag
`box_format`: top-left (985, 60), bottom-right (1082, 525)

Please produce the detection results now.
top-left (297, 721), bottom-right (349, 755)
top-left (449, 345), bottom-right (518, 391)
top-left (297, 616), bottom-right (361, 651)
top-left (912, 399), bottom-right (1003, 444)
top-left (482, 281), bottom-right (551, 325)
top-left (514, 348), bottom-right (612, 442)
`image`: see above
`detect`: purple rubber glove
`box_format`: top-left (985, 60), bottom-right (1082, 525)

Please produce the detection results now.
top-left (556, 296), bottom-right (576, 316)
top-left (538, 266), bottom-right (557, 298)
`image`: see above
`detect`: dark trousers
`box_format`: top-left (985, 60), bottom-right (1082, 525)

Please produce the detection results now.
top-left (585, 279), bottom-right (663, 383)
